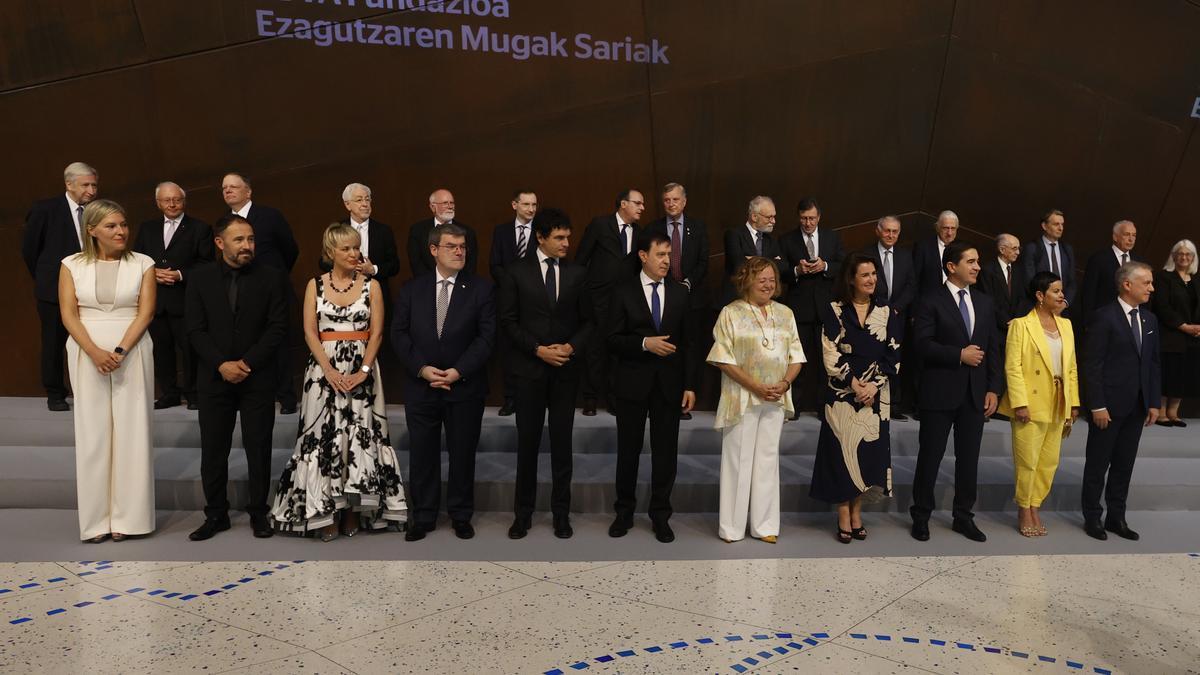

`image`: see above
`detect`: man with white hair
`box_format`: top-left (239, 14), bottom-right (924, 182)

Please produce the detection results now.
top-left (1081, 220), bottom-right (1142, 320)
top-left (133, 181), bottom-right (213, 409)
top-left (912, 210), bottom-right (959, 295)
top-left (21, 162), bottom-right (99, 411)
top-left (408, 188), bottom-right (479, 278)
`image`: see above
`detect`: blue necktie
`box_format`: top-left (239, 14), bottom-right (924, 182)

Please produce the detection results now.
top-left (545, 258), bottom-right (557, 306)
top-left (958, 289), bottom-right (971, 336)
top-left (1130, 308), bottom-right (1141, 353)
top-left (650, 281), bottom-right (662, 332)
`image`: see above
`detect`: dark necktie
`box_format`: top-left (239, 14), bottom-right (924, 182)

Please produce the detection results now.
top-left (1130, 307), bottom-right (1141, 353)
top-left (670, 221), bottom-right (683, 282)
top-left (754, 231), bottom-right (763, 255)
top-left (619, 224), bottom-right (629, 255)
top-left (228, 270), bottom-right (239, 313)
top-left (1049, 242), bottom-right (1060, 276)
top-left (650, 281), bottom-right (662, 332)
top-left (545, 258), bottom-right (557, 306)
top-left (958, 289), bottom-right (971, 335)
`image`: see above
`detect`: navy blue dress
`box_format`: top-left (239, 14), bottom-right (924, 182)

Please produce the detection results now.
top-left (809, 300), bottom-right (902, 504)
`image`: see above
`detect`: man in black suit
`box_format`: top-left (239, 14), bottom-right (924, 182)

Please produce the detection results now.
top-left (911, 210), bottom-right (959, 296)
top-left (133, 181), bottom-right (213, 410)
top-left (644, 182), bottom-right (709, 420)
top-left (910, 241), bottom-right (1003, 543)
top-left (1081, 262), bottom-right (1161, 541)
top-left (1020, 209), bottom-right (1077, 314)
top-left (576, 189), bottom-right (644, 416)
top-left (221, 172), bottom-right (300, 414)
top-left (321, 183), bottom-right (400, 298)
top-left (1080, 220), bottom-right (1141, 321)
top-left (22, 162), bottom-right (98, 411)
top-left (392, 223), bottom-right (495, 541)
top-left (975, 233), bottom-right (1031, 338)
top-left (408, 188), bottom-right (480, 278)
top-left (606, 232), bottom-right (698, 543)
top-left (488, 189), bottom-right (539, 416)
top-left (721, 195), bottom-right (784, 305)
top-left (859, 215), bottom-right (915, 418)
top-left (498, 208), bottom-right (594, 540)
top-left (780, 197), bottom-right (844, 417)
top-left (185, 215), bottom-right (288, 541)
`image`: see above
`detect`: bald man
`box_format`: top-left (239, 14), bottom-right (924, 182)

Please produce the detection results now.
top-left (408, 189), bottom-right (480, 278)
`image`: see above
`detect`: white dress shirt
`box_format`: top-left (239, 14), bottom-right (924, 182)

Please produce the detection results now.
top-left (946, 278), bottom-right (975, 335)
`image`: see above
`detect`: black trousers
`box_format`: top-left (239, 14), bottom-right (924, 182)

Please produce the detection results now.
top-left (37, 299), bottom-right (69, 400)
top-left (513, 368), bottom-right (579, 518)
top-left (1082, 405), bottom-right (1146, 523)
top-left (198, 384), bottom-right (276, 520)
top-left (613, 381), bottom-right (680, 521)
top-left (405, 396), bottom-right (485, 525)
top-left (910, 402), bottom-right (985, 522)
top-left (791, 320), bottom-right (823, 414)
top-left (149, 312), bottom-right (195, 400)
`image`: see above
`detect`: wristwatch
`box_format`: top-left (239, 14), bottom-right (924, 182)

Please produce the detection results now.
top-left (113, 346), bottom-right (126, 355)
top-left (361, 365), bottom-right (372, 374)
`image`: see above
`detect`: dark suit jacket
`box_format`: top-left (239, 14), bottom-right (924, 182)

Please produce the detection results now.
top-left (22, 195), bottom-right (82, 303)
top-left (134, 214), bottom-right (214, 317)
top-left (912, 235), bottom-right (948, 297)
top-left (1151, 269), bottom-right (1200, 353)
top-left (645, 214), bottom-right (710, 306)
top-left (319, 219), bottom-right (399, 284)
top-left (239, 203), bottom-right (298, 272)
top-left (976, 257), bottom-right (1031, 334)
top-left (1083, 301), bottom-right (1162, 416)
top-left (779, 228), bottom-right (845, 322)
top-left (1020, 238), bottom-right (1077, 307)
top-left (408, 218), bottom-right (479, 279)
top-left (576, 214), bottom-right (641, 290)
top-left (1081, 248), bottom-right (1142, 318)
top-left (858, 243), bottom-right (915, 316)
top-left (185, 260), bottom-right (288, 393)
top-left (605, 275), bottom-right (698, 401)
top-left (912, 285), bottom-right (1003, 411)
top-left (497, 254), bottom-right (594, 380)
top-left (489, 219), bottom-right (536, 282)
top-left (721, 225), bottom-right (783, 304)
top-left (391, 271), bottom-right (495, 402)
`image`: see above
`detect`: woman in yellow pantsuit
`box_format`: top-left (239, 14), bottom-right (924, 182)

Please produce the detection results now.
top-left (998, 271), bottom-right (1080, 537)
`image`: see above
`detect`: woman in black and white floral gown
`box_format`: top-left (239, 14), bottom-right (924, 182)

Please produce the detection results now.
top-left (271, 223), bottom-right (406, 540)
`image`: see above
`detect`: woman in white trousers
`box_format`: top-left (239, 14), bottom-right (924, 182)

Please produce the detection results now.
top-left (708, 253), bottom-right (804, 542)
top-left (59, 199), bottom-right (157, 542)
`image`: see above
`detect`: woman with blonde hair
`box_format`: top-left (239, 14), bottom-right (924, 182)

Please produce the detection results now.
top-left (59, 199), bottom-right (157, 542)
top-left (1151, 239), bottom-right (1200, 426)
top-left (271, 223), bottom-right (406, 541)
top-left (708, 256), bottom-right (805, 543)
top-left (998, 271), bottom-right (1080, 537)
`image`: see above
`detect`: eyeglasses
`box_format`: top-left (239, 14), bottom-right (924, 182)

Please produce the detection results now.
top-left (438, 244), bottom-right (468, 253)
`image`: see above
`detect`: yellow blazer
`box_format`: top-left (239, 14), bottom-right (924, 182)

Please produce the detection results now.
top-left (998, 310), bottom-right (1080, 422)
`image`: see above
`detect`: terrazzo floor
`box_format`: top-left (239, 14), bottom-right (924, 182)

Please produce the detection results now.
top-left (2, 552), bottom-right (1197, 674)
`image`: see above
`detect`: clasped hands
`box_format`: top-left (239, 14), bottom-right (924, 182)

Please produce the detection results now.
top-left (536, 343), bottom-right (574, 367)
top-left (89, 348), bottom-right (125, 374)
top-left (418, 366), bottom-right (461, 391)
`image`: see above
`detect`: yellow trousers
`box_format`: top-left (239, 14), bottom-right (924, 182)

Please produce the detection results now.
top-left (1010, 419), bottom-right (1065, 508)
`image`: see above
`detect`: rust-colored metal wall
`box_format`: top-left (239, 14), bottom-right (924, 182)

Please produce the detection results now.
top-left (3, 0), bottom-right (1198, 402)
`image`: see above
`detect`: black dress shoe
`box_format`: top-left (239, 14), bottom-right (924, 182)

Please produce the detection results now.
top-left (680, 411), bottom-right (692, 420)
top-left (910, 520), bottom-right (930, 541)
top-left (187, 400), bottom-right (200, 411)
top-left (1084, 519), bottom-right (1108, 540)
top-left (582, 399), bottom-right (597, 417)
top-left (498, 400), bottom-right (515, 416)
top-left (553, 514), bottom-right (573, 539)
top-left (1105, 520), bottom-right (1140, 541)
top-left (189, 518), bottom-right (231, 541)
top-left (608, 514), bottom-right (633, 538)
top-left (508, 516), bottom-right (531, 539)
top-left (651, 519), bottom-right (675, 543)
top-left (452, 520), bottom-right (475, 539)
top-left (952, 518), bottom-right (987, 542)
top-left (154, 395), bottom-right (181, 410)
top-left (251, 515), bottom-right (274, 538)
top-left (47, 398), bottom-right (69, 412)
